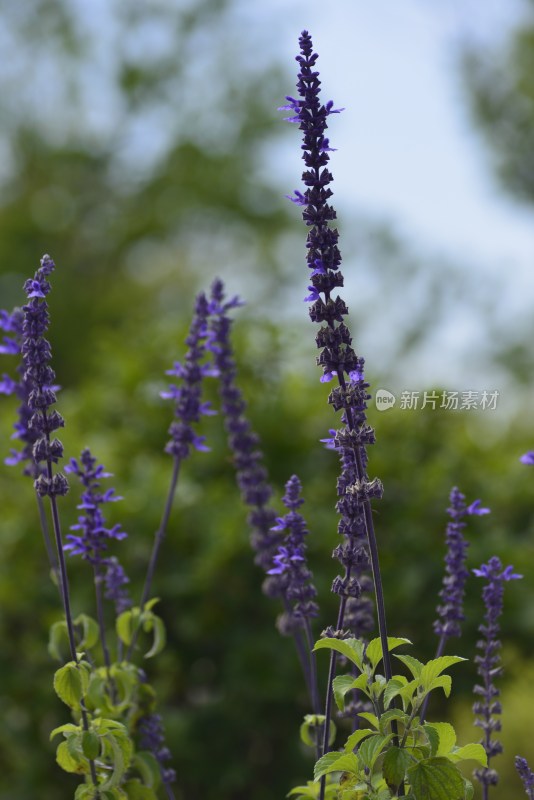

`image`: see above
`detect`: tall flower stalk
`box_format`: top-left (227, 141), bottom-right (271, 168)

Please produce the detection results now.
top-left (282, 31), bottom-right (393, 775)
top-left (20, 254), bottom-right (99, 793)
top-left (473, 557), bottom-right (522, 798)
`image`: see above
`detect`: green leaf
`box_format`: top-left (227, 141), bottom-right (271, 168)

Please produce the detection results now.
top-left (123, 780), bottom-right (159, 800)
top-left (143, 597), bottom-right (160, 612)
top-left (365, 637), bottom-right (411, 672)
top-left (420, 657), bottom-right (466, 690)
top-left (408, 757), bottom-right (465, 800)
top-left (48, 620), bottom-right (70, 661)
top-left (379, 708), bottom-right (410, 734)
top-left (82, 730), bottom-right (101, 760)
top-left (383, 746), bottom-right (412, 788)
top-left (464, 778), bottom-right (474, 800)
top-left (394, 654), bottom-right (424, 678)
top-left (50, 722), bottom-right (80, 740)
top-left (343, 728), bottom-right (375, 753)
top-left (358, 734), bottom-right (393, 771)
top-left (53, 662), bottom-right (90, 709)
top-left (132, 751), bottom-right (162, 790)
top-left (313, 637), bottom-right (365, 671)
top-left (56, 740), bottom-right (88, 775)
top-left (144, 614), bottom-right (166, 658)
top-left (74, 614), bottom-right (100, 650)
top-left (314, 751), bottom-right (360, 781)
top-left (422, 724), bottom-right (440, 757)
top-left (99, 731), bottom-right (131, 791)
top-left (449, 743), bottom-right (487, 767)
top-left (116, 609), bottom-right (138, 646)
top-left (299, 715), bottom-right (336, 748)
top-left (383, 677), bottom-right (407, 709)
top-left (425, 723), bottom-right (456, 756)
top-left (333, 674), bottom-right (369, 711)
top-left (358, 712), bottom-right (379, 729)
top-left (74, 785), bottom-right (98, 800)
top-left (426, 675), bottom-right (452, 698)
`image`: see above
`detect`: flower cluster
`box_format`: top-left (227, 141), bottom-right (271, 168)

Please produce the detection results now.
top-left (64, 448), bottom-right (127, 568)
top-left (516, 756), bottom-right (534, 799)
top-left (19, 255), bottom-right (68, 497)
top-left (138, 713), bottom-right (176, 787)
top-left (473, 557), bottom-right (522, 792)
top-left (434, 488), bottom-right (490, 645)
top-left (283, 31), bottom-right (380, 641)
top-left (162, 291), bottom-right (217, 461)
top-left (268, 475), bottom-right (319, 635)
top-left (207, 279), bottom-right (283, 595)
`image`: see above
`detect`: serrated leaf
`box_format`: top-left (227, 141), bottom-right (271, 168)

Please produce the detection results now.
top-left (420, 657), bottom-right (466, 690)
top-left (82, 730), bottom-right (101, 760)
top-left (343, 728), bottom-right (375, 753)
top-left (449, 743), bottom-right (487, 767)
top-left (314, 751), bottom-right (359, 781)
top-left (144, 615), bottom-right (166, 658)
top-left (380, 708), bottom-right (410, 734)
top-left (383, 746), bottom-right (412, 787)
top-left (422, 724), bottom-right (440, 757)
top-left (99, 731), bottom-right (131, 791)
top-left (313, 637), bottom-right (365, 671)
top-left (56, 740), bottom-right (88, 775)
top-left (67, 731), bottom-right (84, 761)
top-left (53, 662), bottom-right (89, 709)
top-left (287, 783), bottom-right (319, 798)
top-left (132, 751), bottom-right (162, 790)
top-left (358, 734), bottom-right (393, 771)
top-left (365, 637), bottom-right (411, 671)
top-left (395, 654), bottom-right (424, 678)
top-left (425, 722), bottom-right (456, 756)
top-left (74, 785), bottom-right (98, 800)
top-left (408, 757), bottom-right (465, 800)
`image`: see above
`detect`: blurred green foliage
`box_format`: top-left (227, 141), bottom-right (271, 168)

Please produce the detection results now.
top-left (1, 1), bottom-right (534, 799)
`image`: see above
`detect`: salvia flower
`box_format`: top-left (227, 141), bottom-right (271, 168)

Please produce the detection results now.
top-left (207, 278), bottom-right (283, 597)
top-left (162, 291), bottom-right (218, 461)
top-left (516, 756), bottom-right (534, 799)
top-left (268, 475), bottom-right (319, 635)
top-left (520, 451), bottom-right (534, 466)
top-left (103, 556), bottom-right (132, 614)
top-left (283, 31), bottom-right (381, 642)
top-left (138, 713), bottom-right (176, 787)
top-left (472, 556), bottom-right (522, 794)
top-left (20, 255), bottom-right (68, 496)
top-left (434, 487), bottom-right (490, 644)
top-left (64, 449), bottom-right (127, 567)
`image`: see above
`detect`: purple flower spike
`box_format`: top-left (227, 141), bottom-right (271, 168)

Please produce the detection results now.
top-left (20, 255), bottom-right (68, 495)
top-left (207, 279), bottom-right (284, 598)
top-left (434, 487), bottom-right (490, 643)
top-left (64, 449), bottom-right (128, 570)
top-left (473, 556), bottom-right (522, 793)
top-left (138, 713), bottom-right (176, 787)
top-left (516, 757), bottom-right (534, 799)
top-left (268, 475), bottom-right (319, 635)
top-left (162, 292), bottom-right (218, 461)
top-left (520, 451), bottom-right (534, 466)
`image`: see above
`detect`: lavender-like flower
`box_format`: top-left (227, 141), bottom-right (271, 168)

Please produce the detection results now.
top-left (268, 475), bottom-right (319, 634)
top-left (516, 756), bottom-right (534, 799)
top-left (473, 556), bottom-right (522, 798)
top-left (206, 279), bottom-right (283, 593)
top-left (104, 556), bottom-right (133, 615)
top-left (520, 451), bottom-right (534, 466)
top-left (434, 488), bottom-right (490, 647)
top-left (20, 254), bottom-right (68, 498)
top-left (138, 713), bottom-right (176, 788)
top-left (64, 449), bottom-right (127, 564)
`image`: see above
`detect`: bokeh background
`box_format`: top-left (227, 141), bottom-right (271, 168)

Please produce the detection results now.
top-left (1, 0), bottom-right (534, 797)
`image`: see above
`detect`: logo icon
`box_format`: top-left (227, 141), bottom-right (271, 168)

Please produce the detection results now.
top-left (375, 389), bottom-right (396, 411)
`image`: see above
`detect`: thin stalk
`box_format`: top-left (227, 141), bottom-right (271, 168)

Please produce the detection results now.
top-left (163, 782), bottom-right (176, 800)
top-left (36, 493), bottom-right (60, 587)
top-left (126, 457), bottom-right (180, 661)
